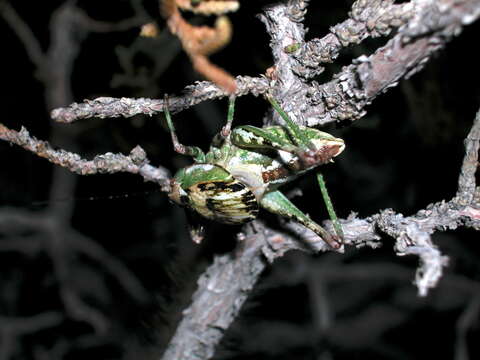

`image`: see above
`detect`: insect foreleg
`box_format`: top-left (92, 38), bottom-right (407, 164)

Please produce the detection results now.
top-left (163, 96), bottom-right (206, 162)
top-left (260, 190), bottom-right (341, 249)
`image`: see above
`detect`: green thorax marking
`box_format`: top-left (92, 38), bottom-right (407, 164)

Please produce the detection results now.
top-left (173, 164), bottom-right (259, 225)
top-left (174, 163), bottom-right (233, 189)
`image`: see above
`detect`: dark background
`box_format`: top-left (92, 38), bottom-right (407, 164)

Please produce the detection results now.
top-left (1, 1), bottom-right (480, 359)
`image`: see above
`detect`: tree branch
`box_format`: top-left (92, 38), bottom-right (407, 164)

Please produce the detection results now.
top-left (0, 123), bottom-right (171, 191)
top-left (293, 0), bottom-right (416, 78)
top-left (0, 312), bottom-right (63, 360)
top-left (456, 107), bottom-right (480, 204)
top-left (49, 0), bottom-right (480, 130)
top-left (304, 0), bottom-right (480, 126)
top-left (50, 76), bottom-right (270, 123)
top-left (1, 0), bottom-right (480, 359)
top-left (0, 0), bottom-right (46, 69)
top-left (159, 99), bottom-right (480, 358)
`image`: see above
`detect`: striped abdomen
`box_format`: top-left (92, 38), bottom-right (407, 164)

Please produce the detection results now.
top-left (186, 179), bottom-right (259, 224)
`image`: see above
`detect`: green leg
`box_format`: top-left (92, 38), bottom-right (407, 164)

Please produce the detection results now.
top-left (231, 95), bottom-right (322, 155)
top-left (220, 95), bottom-right (236, 138)
top-left (266, 96), bottom-right (344, 245)
top-left (230, 125), bottom-right (299, 154)
top-left (266, 96), bottom-right (314, 151)
top-left (163, 96), bottom-right (205, 162)
top-left (231, 96), bottom-right (316, 157)
top-left (317, 172), bottom-right (343, 239)
top-left (260, 191), bottom-right (341, 249)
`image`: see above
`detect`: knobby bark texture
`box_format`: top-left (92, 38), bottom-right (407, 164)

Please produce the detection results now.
top-left (51, 0), bottom-right (480, 128)
top-left (1, 0), bottom-right (480, 359)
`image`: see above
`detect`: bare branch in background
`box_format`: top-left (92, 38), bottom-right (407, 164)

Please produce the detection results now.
top-left (0, 0), bottom-right (156, 356)
top-left (0, 312), bottom-right (63, 360)
top-left (0, 0), bottom-right (45, 68)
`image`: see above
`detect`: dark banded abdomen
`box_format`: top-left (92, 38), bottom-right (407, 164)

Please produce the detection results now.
top-left (187, 179), bottom-right (259, 224)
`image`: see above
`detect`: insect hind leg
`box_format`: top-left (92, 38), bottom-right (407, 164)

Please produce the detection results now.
top-left (231, 125), bottom-right (299, 154)
top-left (260, 190), bottom-right (341, 250)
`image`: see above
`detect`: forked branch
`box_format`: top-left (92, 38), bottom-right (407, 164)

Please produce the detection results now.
top-left (160, 106), bottom-right (480, 360)
top-left (1, 1), bottom-right (480, 360)
top-left (50, 0), bottom-right (480, 128)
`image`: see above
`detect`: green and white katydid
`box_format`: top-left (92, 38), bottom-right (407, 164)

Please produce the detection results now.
top-left (165, 96), bottom-right (345, 249)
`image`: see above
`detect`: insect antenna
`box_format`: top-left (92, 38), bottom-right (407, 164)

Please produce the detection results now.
top-left (26, 189), bottom-right (160, 209)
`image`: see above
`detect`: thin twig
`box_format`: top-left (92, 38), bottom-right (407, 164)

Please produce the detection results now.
top-left (1, 0), bottom-right (480, 359)
top-left (0, 312), bottom-right (63, 360)
top-left (304, 0), bottom-right (480, 126)
top-left (0, 123), bottom-right (171, 191)
top-left (51, 76), bottom-right (270, 123)
top-left (0, 1), bottom-right (46, 69)
top-left (454, 294), bottom-right (480, 360)
top-left (293, 0), bottom-right (416, 78)
top-left (49, 0), bottom-right (480, 130)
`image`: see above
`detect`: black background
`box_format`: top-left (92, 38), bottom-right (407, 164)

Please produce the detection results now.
top-left (1, 1), bottom-right (480, 359)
